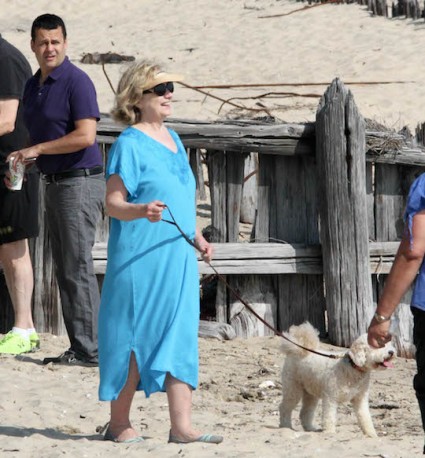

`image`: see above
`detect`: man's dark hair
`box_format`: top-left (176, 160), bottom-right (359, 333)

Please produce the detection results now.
top-left (31, 14), bottom-right (67, 41)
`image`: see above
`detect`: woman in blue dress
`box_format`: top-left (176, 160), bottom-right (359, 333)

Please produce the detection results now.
top-left (98, 60), bottom-right (222, 444)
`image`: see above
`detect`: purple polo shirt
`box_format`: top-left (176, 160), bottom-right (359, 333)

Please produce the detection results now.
top-left (23, 56), bottom-right (103, 174)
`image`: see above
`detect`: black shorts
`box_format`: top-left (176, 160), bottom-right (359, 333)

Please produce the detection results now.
top-left (0, 172), bottom-right (40, 245)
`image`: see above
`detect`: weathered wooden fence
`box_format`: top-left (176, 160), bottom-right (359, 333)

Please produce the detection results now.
top-left (1, 78), bottom-right (424, 357)
top-left (299, 0), bottom-right (425, 20)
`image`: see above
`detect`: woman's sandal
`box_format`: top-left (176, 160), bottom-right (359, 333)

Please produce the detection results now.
top-left (104, 428), bottom-right (145, 443)
top-left (96, 421), bottom-right (144, 443)
top-left (168, 431), bottom-right (223, 444)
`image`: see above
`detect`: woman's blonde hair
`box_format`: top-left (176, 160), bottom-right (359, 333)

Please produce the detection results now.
top-left (111, 60), bottom-right (162, 125)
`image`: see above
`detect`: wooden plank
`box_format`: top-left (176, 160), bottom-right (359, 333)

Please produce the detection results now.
top-left (98, 117), bottom-right (316, 155)
top-left (226, 153), bottom-right (244, 242)
top-left (240, 153), bottom-right (257, 224)
top-left (98, 115), bottom-right (425, 161)
top-left (254, 154), bottom-right (272, 242)
top-left (373, 162), bottom-right (419, 357)
top-left (93, 241), bottom-right (400, 275)
top-left (93, 241), bottom-right (400, 259)
top-left (366, 163), bottom-right (375, 241)
top-left (244, 154), bottom-right (277, 336)
top-left (367, 148), bottom-right (425, 166)
top-left (207, 150), bottom-right (227, 323)
top-left (270, 154), bottom-right (325, 333)
top-left (189, 148), bottom-right (206, 201)
top-left (30, 177), bottom-right (64, 334)
top-left (375, 164), bottom-right (406, 242)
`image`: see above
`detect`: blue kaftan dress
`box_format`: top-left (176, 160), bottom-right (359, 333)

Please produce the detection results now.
top-left (98, 127), bottom-right (199, 400)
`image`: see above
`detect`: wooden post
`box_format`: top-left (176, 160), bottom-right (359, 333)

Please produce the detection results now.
top-left (316, 78), bottom-right (372, 346)
top-left (207, 150), bottom-right (228, 323)
top-left (30, 180), bottom-right (64, 334)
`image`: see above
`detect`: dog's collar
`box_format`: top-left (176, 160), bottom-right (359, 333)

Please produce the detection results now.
top-left (345, 353), bottom-right (367, 372)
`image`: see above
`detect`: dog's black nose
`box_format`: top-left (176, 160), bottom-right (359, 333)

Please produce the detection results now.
top-left (389, 350), bottom-right (394, 356)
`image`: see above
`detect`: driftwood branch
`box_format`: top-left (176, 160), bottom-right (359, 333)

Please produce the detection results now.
top-left (217, 91), bottom-right (320, 114)
top-left (190, 81), bottom-right (414, 90)
top-left (258, 0), bottom-right (341, 19)
top-left (179, 81), bottom-right (272, 116)
top-left (102, 63), bottom-right (116, 95)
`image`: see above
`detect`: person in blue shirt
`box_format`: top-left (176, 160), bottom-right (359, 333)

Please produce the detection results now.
top-left (8, 14), bottom-right (105, 366)
top-left (368, 173), bottom-right (425, 453)
top-left (98, 60), bottom-right (222, 445)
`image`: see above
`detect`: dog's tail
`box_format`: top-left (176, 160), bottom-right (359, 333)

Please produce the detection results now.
top-left (281, 321), bottom-right (320, 356)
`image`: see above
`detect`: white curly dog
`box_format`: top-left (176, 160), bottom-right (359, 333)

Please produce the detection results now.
top-left (279, 322), bottom-right (395, 437)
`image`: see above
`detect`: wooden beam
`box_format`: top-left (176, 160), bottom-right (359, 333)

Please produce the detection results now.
top-left (97, 115), bottom-right (425, 162)
top-left (92, 241), bottom-right (400, 275)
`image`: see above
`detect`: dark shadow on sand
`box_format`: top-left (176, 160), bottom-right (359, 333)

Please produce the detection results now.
top-left (0, 425), bottom-right (102, 441)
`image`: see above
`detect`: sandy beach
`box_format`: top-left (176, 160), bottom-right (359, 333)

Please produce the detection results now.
top-left (1, 1), bottom-right (425, 130)
top-left (2, 1), bottom-right (425, 456)
top-left (0, 333), bottom-right (422, 457)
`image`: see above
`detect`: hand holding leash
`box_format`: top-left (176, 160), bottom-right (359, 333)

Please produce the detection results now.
top-left (145, 201), bottom-right (166, 222)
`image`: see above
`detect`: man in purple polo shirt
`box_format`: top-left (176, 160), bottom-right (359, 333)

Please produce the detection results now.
top-left (8, 14), bottom-right (105, 367)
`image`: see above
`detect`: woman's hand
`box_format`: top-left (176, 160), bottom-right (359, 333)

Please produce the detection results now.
top-left (195, 230), bottom-right (213, 263)
top-left (144, 200), bottom-right (166, 223)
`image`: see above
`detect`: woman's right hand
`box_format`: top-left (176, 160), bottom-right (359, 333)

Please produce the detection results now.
top-left (144, 200), bottom-right (166, 222)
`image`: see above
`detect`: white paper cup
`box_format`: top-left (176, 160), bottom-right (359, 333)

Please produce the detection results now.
top-left (9, 157), bottom-right (25, 191)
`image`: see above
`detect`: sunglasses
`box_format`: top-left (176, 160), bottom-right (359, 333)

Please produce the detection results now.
top-left (143, 82), bottom-right (174, 96)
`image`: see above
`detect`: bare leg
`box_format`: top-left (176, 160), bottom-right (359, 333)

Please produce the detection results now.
top-left (0, 239), bottom-right (34, 329)
top-left (166, 373), bottom-right (201, 441)
top-left (108, 352), bottom-right (141, 441)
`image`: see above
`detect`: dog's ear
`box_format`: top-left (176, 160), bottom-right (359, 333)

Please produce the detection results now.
top-left (348, 344), bottom-right (367, 368)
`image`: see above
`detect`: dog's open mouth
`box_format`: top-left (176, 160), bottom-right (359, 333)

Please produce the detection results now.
top-left (377, 354), bottom-right (395, 369)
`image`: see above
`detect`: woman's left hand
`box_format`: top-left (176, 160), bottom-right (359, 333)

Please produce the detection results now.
top-left (195, 230), bottom-right (213, 263)
top-left (199, 241), bottom-right (213, 263)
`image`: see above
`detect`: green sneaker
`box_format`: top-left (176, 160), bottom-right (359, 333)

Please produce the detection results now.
top-left (29, 332), bottom-right (40, 351)
top-left (0, 331), bottom-right (31, 355)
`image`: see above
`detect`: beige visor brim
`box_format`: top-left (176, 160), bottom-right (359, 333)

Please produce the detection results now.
top-left (144, 72), bottom-right (184, 90)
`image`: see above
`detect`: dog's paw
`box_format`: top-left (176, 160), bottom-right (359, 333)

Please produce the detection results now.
top-left (279, 421), bottom-right (293, 429)
top-left (302, 424), bottom-right (320, 432)
top-left (364, 429), bottom-right (378, 438)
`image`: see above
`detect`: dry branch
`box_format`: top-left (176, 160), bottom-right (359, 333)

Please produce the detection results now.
top-left (217, 92), bottom-right (320, 114)
top-left (179, 81), bottom-right (271, 116)
top-left (102, 63), bottom-right (116, 95)
top-left (190, 81), bottom-right (414, 90)
top-left (258, 0), bottom-right (341, 19)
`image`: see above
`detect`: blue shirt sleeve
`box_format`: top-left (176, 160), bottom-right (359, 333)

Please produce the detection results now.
top-left (106, 129), bottom-right (141, 198)
top-left (404, 173), bottom-right (425, 245)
